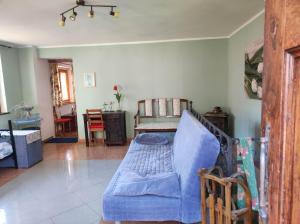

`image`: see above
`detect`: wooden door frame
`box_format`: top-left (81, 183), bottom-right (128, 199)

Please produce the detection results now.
top-left (263, 0), bottom-right (300, 223)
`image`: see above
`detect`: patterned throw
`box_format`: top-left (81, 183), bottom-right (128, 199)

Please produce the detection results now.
top-left (236, 138), bottom-right (259, 211)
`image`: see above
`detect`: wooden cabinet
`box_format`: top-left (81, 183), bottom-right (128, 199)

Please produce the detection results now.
top-left (204, 107), bottom-right (229, 134)
top-left (103, 112), bottom-right (127, 145)
top-left (83, 111), bottom-right (127, 146)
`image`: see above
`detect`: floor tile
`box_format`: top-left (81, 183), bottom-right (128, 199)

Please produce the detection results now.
top-left (51, 204), bottom-right (99, 224)
top-left (74, 182), bottom-right (105, 204)
top-left (0, 142), bottom-right (127, 187)
top-left (86, 197), bottom-right (102, 215)
top-left (38, 192), bottom-right (84, 217)
top-left (37, 219), bottom-right (54, 224)
top-left (1, 206), bottom-right (52, 224)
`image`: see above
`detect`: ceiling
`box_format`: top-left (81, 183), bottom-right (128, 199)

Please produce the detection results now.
top-left (0, 0), bottom-right (264, 47)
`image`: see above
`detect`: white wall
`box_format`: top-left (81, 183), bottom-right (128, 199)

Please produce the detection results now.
top-left (35, 59), bottom-right (55, 140)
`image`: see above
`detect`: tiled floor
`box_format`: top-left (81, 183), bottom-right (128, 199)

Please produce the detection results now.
top-left (0, 142), bottom-right (128, 186)
top-left (0, 142), bottom-right (128, 224)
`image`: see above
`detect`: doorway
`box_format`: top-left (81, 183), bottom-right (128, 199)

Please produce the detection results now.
top-left (49, 59), bottom-right (78, 140)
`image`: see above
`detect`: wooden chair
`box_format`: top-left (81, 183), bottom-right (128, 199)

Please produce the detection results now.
top-left (86, 109), bottom-right (105, 145)
top-left (199, 167), bottom-right (253, 224)
top-left (54, 107), bottom-right (71, 136)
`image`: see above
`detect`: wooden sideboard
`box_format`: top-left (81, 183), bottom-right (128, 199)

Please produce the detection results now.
top-left (83, 111), bottom-right (127, 146)
top-left (204, 111), bottom-right (229, 134)
top-left (204, 107), bottom-right (229, 134)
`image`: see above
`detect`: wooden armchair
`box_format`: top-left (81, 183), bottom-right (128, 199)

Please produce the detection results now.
top-left (199, 167), bottom-right (253, 224)
top-left (86, 109), bottom-right (105, 145)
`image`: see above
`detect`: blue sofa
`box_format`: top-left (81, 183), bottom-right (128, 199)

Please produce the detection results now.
top-left (102, 110), bottom-right (220, 223)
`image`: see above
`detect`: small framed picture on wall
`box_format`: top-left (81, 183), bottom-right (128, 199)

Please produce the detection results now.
top-left (83, 72), bottom-right (96, 87)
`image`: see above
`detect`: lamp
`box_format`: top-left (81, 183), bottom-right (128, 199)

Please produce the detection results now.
top-left (110, 7), bottom-right (120, 17)
top-left (59, 0), bottom-right (119, 27)
top-left (88, 6), bottom-right (94, 18)
top-left (69, 9), bottom-right (78, 21)
top-left (59, 15), bottom-right (66, 27)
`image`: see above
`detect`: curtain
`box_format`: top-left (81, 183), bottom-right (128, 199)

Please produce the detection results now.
top-left (49, 63), bottom-right (62, 107)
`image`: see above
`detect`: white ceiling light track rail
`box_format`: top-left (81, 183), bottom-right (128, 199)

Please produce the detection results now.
top-left (59, 0), bottom-right (119, 27)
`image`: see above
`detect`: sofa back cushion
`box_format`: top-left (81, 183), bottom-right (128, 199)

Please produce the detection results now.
top-left (173, 110), bottom-right (220, 222)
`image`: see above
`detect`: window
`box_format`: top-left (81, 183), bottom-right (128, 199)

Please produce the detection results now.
top-left (0, 55), bottom-right (7, 113)
top-left (58, 69), bottom-right (70, 102)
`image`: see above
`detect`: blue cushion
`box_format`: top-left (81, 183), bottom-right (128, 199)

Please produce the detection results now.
top-left (134, 133), bottom-right (169, 145)
top-left (173, 110), bottom-right (220, 223)
top-left (103, 141), bottom-right (181, 221)
top-left (113, 171), bottom-right (180, 198)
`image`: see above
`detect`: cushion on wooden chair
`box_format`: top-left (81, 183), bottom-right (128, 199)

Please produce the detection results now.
top-left (88, 123), bottom-right (105, 129)
top-left (55, 118), bottom-right (71, 123)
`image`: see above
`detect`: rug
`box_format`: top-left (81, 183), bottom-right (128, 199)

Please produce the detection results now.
top-left (46, 137), bottom-right (78, 143)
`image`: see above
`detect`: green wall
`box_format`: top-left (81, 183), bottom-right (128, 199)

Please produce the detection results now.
top-left (227, 14), bottom-right (264, 137)
top-left (0, 45), bottom-right (23, 127)
top-left (39, 40), bottom-right (229, 138)
top-left (0, 14), bottom-right (264, 138)
top-left (18, 47), bottom-right (39, 107)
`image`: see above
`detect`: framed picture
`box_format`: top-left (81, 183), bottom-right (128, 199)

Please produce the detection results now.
top-left (244, 38), bottom-right (264, 100)
top-left (83, 72), bottom-right (96, 87)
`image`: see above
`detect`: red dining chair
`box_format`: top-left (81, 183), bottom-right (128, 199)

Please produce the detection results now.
top-left (86, 109), bottom-right (105, 145)
top-left (54, 107), bottom-right (71, 136)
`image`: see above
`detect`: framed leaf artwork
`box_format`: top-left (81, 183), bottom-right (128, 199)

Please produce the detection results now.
top-left (244, 39), bottom-right (264, 100)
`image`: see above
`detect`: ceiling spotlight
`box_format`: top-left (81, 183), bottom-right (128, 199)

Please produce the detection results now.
top-left (113, 10), bottom-right (120, 18)
top-left (110, 8), bottom-right (120, 17)
top-left (88, 6), bottom-right (94, 18)
top-left (59, 15), bottom-right (66, 27)
top-left (70, 9), bottom-right (77, 21)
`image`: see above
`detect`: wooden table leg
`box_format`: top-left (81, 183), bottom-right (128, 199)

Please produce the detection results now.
top-left (62, 123), bottom-right (65, 135)
top-left (83, 115), bottom-right (89, 147)
top-left (68, 120), bottom-right (71, 132)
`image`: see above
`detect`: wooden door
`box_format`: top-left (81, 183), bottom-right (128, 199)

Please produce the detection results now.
top-left (262, 0), bottom-right (300, 223)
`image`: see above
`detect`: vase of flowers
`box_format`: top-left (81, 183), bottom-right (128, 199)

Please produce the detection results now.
top-left (113, 85), bottom-right (123, 111)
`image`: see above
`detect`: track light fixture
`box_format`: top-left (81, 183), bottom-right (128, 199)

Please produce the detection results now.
top-left (59, 0), bottom-right (118, 27)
